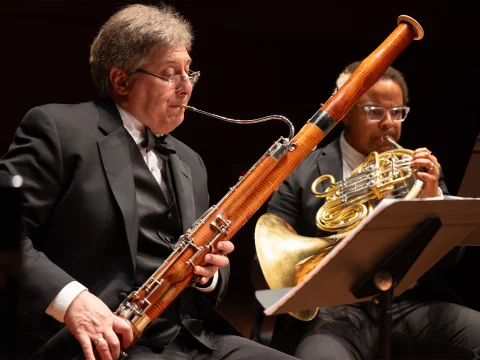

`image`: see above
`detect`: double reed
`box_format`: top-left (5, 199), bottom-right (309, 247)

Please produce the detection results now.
top-left (40, 15), bottom-right (424, 359)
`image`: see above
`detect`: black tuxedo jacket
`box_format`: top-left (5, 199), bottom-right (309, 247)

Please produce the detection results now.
top-left (0, 98), bottom-right (238, 357)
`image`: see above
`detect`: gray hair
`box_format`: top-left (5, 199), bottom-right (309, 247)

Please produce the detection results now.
top-left (335, 60), bottom-right (409, 104)
top-left (90, 3), bottom-right (193, 97)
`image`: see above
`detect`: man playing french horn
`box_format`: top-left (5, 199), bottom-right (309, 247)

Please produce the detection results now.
top-left (255, 61), bottom-right (480, 359)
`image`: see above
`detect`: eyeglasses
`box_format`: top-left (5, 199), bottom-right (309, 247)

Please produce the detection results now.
top-left (355, 104), bottom-right (410, 122)
top-left (134, 68), bottom-right (200, 90)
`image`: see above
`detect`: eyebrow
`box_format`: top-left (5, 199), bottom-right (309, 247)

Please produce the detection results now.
top-left (155, 59), bottom-right (193, 69)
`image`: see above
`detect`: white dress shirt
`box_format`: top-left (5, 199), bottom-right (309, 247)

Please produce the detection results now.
top-left (46, 105), bottom-right (217, 323)
top-left (339, 130), bottom-right (367, 179)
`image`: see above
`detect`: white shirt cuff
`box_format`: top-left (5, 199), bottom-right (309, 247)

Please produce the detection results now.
top-left (45, 281), bottom-right (88, 323)
top-left (194, 271), bottom-right (219, 293)
top-left (437, 187), bottom-right (444, 199)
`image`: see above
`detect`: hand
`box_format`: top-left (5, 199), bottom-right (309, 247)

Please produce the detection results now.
top-left (64, 291), bottom-right (134, 360)
top-left (193, 240), bottom-right (234, 285)
top-left (410, 147), bottom-right (441, 198)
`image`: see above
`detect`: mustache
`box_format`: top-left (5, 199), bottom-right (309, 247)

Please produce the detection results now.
top-left (381, 129), bottom-right (396, 137)
top-left (377, 130), bottom-right (397, 141)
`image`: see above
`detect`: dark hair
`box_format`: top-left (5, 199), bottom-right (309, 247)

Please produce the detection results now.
top-left (335, 60), bottom-right (409, 104)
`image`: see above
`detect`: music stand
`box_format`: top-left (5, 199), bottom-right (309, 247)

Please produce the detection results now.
top-left (255, 197), bottom-right (480, 360)
top-left (457, 132), bottom-right (480, 246)
top-left (457, 132), bottom-right (480, 198)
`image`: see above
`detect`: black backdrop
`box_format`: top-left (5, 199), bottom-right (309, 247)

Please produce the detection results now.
top-left (2, 0), bottom-right (479, 331)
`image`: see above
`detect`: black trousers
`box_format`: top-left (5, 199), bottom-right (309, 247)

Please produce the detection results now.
top-left (126, 328), bottom-right (299, 360)
top-left (282, 295), bottom-right (480, 360)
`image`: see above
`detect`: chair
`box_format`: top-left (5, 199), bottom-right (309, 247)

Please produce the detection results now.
top-left (249, 256), bottom-right (275, 346)
top-left (249, 299), bottom-right (273, 346)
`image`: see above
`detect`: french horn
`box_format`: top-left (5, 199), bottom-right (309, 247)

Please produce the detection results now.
top-left (255, 135), bottom-right (425, 321)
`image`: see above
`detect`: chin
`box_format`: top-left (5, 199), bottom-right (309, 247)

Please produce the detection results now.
top-left (165, 116), bottom-right (184, 133)
top-left (174, 115), bottom-right (185, 127)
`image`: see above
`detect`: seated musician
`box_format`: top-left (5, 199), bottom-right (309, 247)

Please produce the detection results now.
top-left (253, 61), bottom-right (480, 359)
top-left (0, 3), bottom-right (299, 360)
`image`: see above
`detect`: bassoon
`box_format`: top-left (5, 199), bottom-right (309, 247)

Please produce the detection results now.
top-left (40, 15), bottom-right (425, 359)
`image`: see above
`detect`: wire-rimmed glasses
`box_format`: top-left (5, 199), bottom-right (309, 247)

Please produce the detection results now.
top-left (134, 68), bottom-right (200, 90)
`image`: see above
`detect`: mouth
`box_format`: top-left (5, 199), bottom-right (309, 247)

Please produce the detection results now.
top-left (374, 134), bottom-right (396, 148)
top-left (168, 103), bottom-right (188, 113)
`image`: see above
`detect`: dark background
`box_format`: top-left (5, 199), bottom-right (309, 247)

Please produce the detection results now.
top-left (1, 0), bottom-right (479, 336)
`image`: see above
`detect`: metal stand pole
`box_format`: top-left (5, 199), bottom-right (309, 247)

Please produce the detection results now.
top-left (374, 271), bottom-right (393, 360)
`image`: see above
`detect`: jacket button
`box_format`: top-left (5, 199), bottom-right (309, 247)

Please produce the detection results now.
top-left (168, 213), bottom-right (174, 220)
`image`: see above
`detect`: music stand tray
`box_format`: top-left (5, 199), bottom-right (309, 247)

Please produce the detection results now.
top-left (255, 196), bottom-right (480, 359)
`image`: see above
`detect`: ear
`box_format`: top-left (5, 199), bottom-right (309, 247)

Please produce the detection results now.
top-left (109, 68), bottom-right (130, 96)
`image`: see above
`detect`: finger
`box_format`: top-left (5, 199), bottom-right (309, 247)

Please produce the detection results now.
top-left (78, 334), bottom-right (96, 360)
top-left (103, 328), bottom-right (121, 360)
top-left (413, 147), bottom-right (429, 154)
top-left (112, 316), bottom-right (135, 348)
top-left (411, 159), bottom-right (437, 172)
top-left (199, 276), bottom-right (212, 285)
top-left (204, 253), bottom-right (229, 267)
top-left (411, 151), bottom-right (434, 162)
top-left (216, 241), bottom-right (234, 255)
top-left (194, 264), bottom-right (219, 278)
top-left (412, 151), bottom-right (438, 166)
top-left (412, 152), bottom-right (431, 162)
top-left (411, 158), bottom-right (431, 167)
top-left (94, 336), bottom-right (113, 360)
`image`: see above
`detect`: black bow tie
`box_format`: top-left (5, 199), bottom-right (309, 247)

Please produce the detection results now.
top-left (141, 127), bottom-right (176, 156)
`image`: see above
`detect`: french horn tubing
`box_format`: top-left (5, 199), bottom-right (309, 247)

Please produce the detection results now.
top-left (255, 135), bottom-right (426, 321)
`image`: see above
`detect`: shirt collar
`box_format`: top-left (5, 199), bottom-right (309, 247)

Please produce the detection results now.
top-left (116, 104), bottom-right (145, 145)
top-left (115, 104), bottom-right (166, 142)
top-left (339, 129), bottom-right (366, 172)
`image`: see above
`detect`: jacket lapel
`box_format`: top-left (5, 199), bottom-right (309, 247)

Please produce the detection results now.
top-left (316, 137), bottom-right (344, 191)
top-left (96, 99), bottom-right (138, 268)
top-left (169, 153), bottom-right (196, 233)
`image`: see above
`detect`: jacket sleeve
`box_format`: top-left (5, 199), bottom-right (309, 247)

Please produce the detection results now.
top-left (0, 107), bottom-right (76, 324)
top-left (266, 172), bottom-right (303, 231)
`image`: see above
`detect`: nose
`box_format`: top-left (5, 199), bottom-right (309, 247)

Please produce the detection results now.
top-left (176, 72), bottom-right (194, 95)
top-left (379, 111), bottom-right (394, 130)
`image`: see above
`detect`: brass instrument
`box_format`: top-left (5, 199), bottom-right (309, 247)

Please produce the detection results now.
top-left (255, 136), bottom-right (426, 321)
